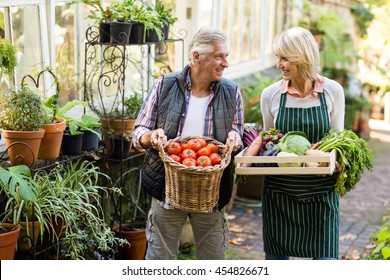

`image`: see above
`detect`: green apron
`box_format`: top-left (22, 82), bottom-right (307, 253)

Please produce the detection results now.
top-left (263, 92), bottom-right (339, 259)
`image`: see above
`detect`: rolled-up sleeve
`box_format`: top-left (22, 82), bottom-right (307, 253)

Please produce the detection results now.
top-left (132, 79), bottom-right (162, 149)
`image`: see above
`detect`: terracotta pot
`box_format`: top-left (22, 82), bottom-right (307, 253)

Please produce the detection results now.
top-left (2, 129), bottom-right (45, 166)
top-left (38, 117), bottom-right (66, 160)
top-left (0, 223), bottom-right (20, 260)
top-left (100, 118), bottom-right (135, 156)
top-left (113, 223), bottom-right (146, 260)
top-left (18, 221), bottom-right (41, 251)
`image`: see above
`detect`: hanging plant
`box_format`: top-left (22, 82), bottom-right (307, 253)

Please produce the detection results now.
top-left (0, 37), bottom-right (17, 78)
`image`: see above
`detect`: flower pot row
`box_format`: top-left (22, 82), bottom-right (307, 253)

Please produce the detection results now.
top-left (1, 117), bottom-right (67, 166)
top-left (1, 118), bottom-right (102, 166)
top-left (99, 21), bottom-right (170, 45)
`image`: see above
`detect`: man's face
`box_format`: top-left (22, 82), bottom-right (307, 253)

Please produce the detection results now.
top-left (198, 42), bottom-right (229, 82)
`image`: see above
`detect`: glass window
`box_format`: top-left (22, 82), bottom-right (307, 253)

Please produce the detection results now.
top-left (210, 0), bottom-right (289, 78)
top-left (54, 2), bottom-right (78, 106)
top-left (0, 2), bottom-right (48, 98)
top-left (12, 5), bottom-right (43, 86)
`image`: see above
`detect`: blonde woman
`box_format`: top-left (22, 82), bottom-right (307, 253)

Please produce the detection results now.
top-left (247, 27), bottom-right (345, 259)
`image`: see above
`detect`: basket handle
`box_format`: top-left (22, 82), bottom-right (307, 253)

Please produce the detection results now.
top-left (221, 138), bottom-right (235, 166)
top-left (158, 139), bottom-right (167, 162)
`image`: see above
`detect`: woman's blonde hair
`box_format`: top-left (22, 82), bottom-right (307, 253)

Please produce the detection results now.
top-left (188, 27), bottom-right (227, 66)
top-left (273, 27), bottom-right (320, 81)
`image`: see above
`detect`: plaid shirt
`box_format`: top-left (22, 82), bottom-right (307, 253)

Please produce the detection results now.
top-left (133, 72), bottom-right (244, 210)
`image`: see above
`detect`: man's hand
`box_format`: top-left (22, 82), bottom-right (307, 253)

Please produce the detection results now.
top-left (150, 128), bottom-right (167, 150)
top-left (140, 128), bottom-right (167, 150)
top-left (227, 131), bottom-right (242, 153)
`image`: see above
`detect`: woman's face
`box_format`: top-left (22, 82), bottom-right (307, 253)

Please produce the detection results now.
top-left (276, 54), bottom-right (299, 81)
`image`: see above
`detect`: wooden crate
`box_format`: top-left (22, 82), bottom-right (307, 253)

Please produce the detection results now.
top-left (234, 149), bottom-right (336, 175)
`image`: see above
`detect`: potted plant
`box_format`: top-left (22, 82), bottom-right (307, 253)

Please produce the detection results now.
top-left (107, 166), bottom-right (148, 259)
top-left (109, 131), bottom-right (132, 159)
top-left (0, 164), bottom-right (51, 251)
top-left (21, 68), bottom-right (67, 161)
top-left (99, 91), bottom-right (144, 156)
top-left (0, 223), bottom-right (20, 260)
top-left (63, 113), bottom-right (102, 152)
top-left (33, 159), bottom-right (129, 259)
top-left (109, 0), bottom-right (135, 44)
top-left (71, 0), bottom-right (115, 43)
top-left (144, 0), bottom-right (177, 42)
top-left (76, 114), bottom-right (102, 151)
top-left (154, 0), bottom-right (178, 40)
top-left (0, 86), bottom-right (46, 166)
top-left (0, 37), bottom-right (18, 80)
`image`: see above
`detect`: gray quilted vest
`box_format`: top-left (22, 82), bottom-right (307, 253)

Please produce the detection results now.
top-left (142, 65), bottom-right (238, 209)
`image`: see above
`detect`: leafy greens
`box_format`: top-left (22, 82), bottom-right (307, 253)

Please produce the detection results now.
top-left (318, 129), bottom-right (374, 197)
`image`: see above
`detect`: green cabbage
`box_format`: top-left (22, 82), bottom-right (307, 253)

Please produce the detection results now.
top-left (277, 131), bottom-right (311, 156)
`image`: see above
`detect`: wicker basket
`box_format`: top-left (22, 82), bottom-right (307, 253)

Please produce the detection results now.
top-left (158, 136), bottom-right (234, 212)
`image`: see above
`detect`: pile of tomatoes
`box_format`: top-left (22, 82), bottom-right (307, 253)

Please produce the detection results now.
top-left (165, 138), bottom-right (223, 167)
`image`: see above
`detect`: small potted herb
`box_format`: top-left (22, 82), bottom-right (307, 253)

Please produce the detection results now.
top-left (0, 87), bottom-right (46, 166)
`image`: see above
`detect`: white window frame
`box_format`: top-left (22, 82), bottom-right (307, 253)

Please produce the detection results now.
top-left (0, 0), bottom-right (51, 90)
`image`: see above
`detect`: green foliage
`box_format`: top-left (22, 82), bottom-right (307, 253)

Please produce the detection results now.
top-left (0, 37), bottom-right (17, 78)
top-left (318, 129), bottom-right (374, 197)
top-left (154, 0), bottom-right (178, 25)
top-left (366, 208), bottom-right (390, 260)
top-left (70, 0), bottom-right (114, 23)
top-left (0, 165), bottom-right (50, 243)
top-left (351, 3), bottom-right (374, 37)
top-left (0, 87), bottom-right (47, 131)
top-left (33, 160), bottom-right (128, 259)
top-left (237, 73), bottom-right (280, 127)
top-left (344, 94), bottom-right (371, 130)
top-left (123, 91), bottom-right (143, 119)
top-left (105, 91), bottom-right (144, 120)
top-left (23, 67), bottom-right (61, 124)
top-left (297, 0), bottom-right (357, 71)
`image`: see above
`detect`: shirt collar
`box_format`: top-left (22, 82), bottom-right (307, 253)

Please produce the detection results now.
top-left (281, 75), bottom-right (324, 98)
top-left (185, 70), bottom-right (216, 93)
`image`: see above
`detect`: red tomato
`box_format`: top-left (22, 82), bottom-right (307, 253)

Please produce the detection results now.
top-left (209, 153), bottom-right (222, 165)
top-left (181, 148), bottom-right (197, 161)
top-left (197, 146), bottom-right (211, 157)
top-left (197, 138), bottom-right (207, 148)
top-left (182, 158), bottom-right (196, 167)
top-left (166, 142), bottom-right (181, 155)
top-left (206, 143), bottom-right (219, 154)
top-left (196, 155), bottom-right (212, 167)
top-left (169, 154), bottom-right (181, 163)
top-left (180, 142), bottom-right (188, 151)
top-left (187, 139), bottom-right (202, 152)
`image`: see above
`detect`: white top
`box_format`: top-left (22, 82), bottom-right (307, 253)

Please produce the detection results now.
top-left (261, 77), bottom-right (345, 131)
top-left (181, 95), bottom-right (209, 136)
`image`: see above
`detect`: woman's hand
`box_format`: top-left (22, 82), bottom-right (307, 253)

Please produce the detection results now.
top-left (239, 136), bottom-right (262, 167)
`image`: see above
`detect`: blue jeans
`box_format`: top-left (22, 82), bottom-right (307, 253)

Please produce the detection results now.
top-left (265, 253), bottom-right (337, 260)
